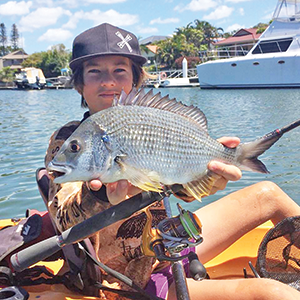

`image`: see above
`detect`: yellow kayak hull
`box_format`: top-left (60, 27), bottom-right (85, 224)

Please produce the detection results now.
top-left (0, 219), bottom-right (273, 299)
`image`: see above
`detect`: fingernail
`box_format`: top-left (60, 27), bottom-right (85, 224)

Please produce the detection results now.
top-left (209, 162), bottom-right (217, 170)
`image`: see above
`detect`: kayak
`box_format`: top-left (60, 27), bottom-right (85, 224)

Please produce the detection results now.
top-left (0, 218), bottom-right (273, 299)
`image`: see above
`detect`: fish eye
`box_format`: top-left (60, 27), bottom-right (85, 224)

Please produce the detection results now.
top-left (102, 134), bottom-right (110, 143)
top-left (69, 140), bottom-right (81, 153)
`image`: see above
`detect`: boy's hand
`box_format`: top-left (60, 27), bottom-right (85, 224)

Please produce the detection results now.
top-left (207, 136), bottom-right (242, 195)
top-left (88, 179), bottom-right (141, 205)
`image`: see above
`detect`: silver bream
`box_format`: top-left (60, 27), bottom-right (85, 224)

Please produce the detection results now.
top-left (47, 89), bottom-right (300, 200)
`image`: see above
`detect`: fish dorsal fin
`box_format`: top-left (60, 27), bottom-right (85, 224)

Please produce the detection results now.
top-left (113, 88), bottom-right (208, 132)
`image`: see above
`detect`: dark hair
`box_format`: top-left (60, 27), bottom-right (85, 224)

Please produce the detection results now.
top-left (70, 59), bottom-right (146, 108)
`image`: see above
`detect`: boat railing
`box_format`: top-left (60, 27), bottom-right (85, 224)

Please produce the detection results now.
top-left (146, 68), bottom-right (197, 83)
top-left (46, 76), bottom-right (73, 89)
top-left (199, 42), bottom-right (256, 62)
top-left (145, 68), bottom-right (198, 87)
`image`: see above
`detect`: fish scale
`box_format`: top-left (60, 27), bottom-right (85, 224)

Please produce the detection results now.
top-left (48, 89), bottom-right (300, 201)
top-left (86, 105), bottom-right (232, 185)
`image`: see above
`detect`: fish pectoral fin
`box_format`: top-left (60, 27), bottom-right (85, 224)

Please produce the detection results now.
top-left (182, 171), bottom-right (221, 202)
top-left (116, 159), bottom-right (163, 192)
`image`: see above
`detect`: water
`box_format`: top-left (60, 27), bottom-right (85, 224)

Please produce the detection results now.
top-left (0, 88), bottom-right (299, 219)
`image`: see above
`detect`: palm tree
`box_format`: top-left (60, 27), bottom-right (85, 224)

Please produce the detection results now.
top-left (193, 20), bottom-right (223, 50)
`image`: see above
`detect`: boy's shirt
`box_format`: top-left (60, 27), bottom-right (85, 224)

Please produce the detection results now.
top-left (45, 118), bottom-right (167, 296)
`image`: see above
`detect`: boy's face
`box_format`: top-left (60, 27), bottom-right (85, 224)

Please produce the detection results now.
top-left (82, 55), bottom-right (134, 114)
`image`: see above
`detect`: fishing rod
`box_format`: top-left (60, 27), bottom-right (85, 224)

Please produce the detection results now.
top-left (164, 196), bottom-right (191, 300)
top-left (11, 184), bottom-right (206, 299)
top-left (11, 186), bottom-right (181, 272)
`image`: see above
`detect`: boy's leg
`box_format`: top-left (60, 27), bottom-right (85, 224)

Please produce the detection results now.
top-left (167, 277), bottom-right (299, 300)
top-left (194, 181), bottom-right (300, 263)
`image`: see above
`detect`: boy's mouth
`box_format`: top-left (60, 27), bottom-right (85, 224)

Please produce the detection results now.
top-left (99, 91), bottom-right (119, 98)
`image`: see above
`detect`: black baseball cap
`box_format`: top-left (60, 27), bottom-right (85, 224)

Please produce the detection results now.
top-left (69, 23), bottom-right (147, 71)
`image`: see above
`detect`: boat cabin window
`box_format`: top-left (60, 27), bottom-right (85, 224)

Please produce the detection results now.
top-left (252, 38), bottom-right (293, 54)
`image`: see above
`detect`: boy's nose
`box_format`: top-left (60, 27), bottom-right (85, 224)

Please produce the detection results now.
top-left (100, 72), bottom-right (116, 86)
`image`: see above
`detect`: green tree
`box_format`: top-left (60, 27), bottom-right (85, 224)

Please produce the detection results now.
top-left (155, 25), bottom-right (198, 68)
top-left (252, 22), bottom-right (270, 34)
top-left (0, 66), bottom-right (16, 83)
top-left (0, 23), bottom-right (7, 56)
top-left (154, 20), bottom-right (222, 68)
top-left (155, 38), bottom-right (176, 67)
top-left (193, 20), bottom-right (223, 50)
top-left (22, 44), bottom-right (71, 77)
top-left (10, 24), bottom-right (19, 50)
top-left (22, 52), bottom-right (44, 68)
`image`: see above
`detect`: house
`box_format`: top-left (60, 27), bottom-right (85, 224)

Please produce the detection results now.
top-left (140, 44), bottom-right (159, 64)
top-left (212, 28), bottom-right (262, 57)
top-left (139, 35), bottom-right (168, 64)
top-left (0, 50), bottom-right (29, 70)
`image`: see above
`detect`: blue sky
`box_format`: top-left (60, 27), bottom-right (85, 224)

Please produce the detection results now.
top-left (0, 0), bottom-right (278, 55)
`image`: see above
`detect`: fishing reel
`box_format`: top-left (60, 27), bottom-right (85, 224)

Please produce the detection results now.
top-left (142, 203), bottom-right (203, 262)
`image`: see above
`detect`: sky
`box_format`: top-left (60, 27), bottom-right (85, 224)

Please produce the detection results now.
top-left (0, 0), bottom-right (279, 55)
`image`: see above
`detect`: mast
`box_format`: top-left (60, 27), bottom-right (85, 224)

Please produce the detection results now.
top-left (273, 0), bottom-right (300, 20)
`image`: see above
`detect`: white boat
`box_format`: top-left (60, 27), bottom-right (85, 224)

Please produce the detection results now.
top-left (14, 67), bottom-right (46, 89)
top-left (160, 76), bottom-right (199, 88)
top-left (150, 58), bottom-right (200, 88)
top-left (196, 0), bottom-right (300, 89)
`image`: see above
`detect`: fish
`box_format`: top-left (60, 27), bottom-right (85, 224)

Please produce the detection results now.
top-left (47, 88), bottom-right (300, 201)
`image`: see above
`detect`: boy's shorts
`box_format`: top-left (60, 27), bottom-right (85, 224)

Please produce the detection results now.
top-left (144, 247), bottom-right (195, 299)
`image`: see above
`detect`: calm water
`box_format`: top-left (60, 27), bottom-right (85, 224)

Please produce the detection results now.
top-left (0, 88), bottom-right (299, 219)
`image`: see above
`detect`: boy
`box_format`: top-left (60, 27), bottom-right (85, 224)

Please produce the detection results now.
top-left (46, 23), bottom-right (300, 299)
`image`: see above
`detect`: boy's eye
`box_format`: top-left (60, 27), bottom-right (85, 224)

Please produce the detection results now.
top-left (115, 68), bottom-right (126, 73)
top-left (88, 69), bottom-right (100, 73)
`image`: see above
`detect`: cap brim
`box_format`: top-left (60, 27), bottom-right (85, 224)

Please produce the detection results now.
top-left (69, 52), bottom-right (147, 71)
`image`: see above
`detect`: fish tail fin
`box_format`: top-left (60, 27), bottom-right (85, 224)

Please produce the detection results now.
top-left (237, 119), bottom-right (300, 173)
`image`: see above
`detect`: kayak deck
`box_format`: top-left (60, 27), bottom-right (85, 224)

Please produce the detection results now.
top-left (205, 220), bottom-right (273, 279)
top-left (0, 219), bottom-right (273, 299)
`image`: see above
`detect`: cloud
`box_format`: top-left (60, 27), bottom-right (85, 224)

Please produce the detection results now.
top-left (175, 0), bottom-right (217, 12)
top-left (79, 9), bottom-right (139, 26)
top-left (150, 17), bottom-right (180, 25)
top-left (204, 5), bottom-right (234, 20)
top-left (19, 7), bottom-right (72, 32)
top-left (62, 11), bottom-right (83, 29)
top-left (136, 26), bottom-right (159, 34)
top-left (225, 0), bottom-right (250, 3)
top-left (0, 1), bottom-right (32, 16)
top-left (34, 0), bottom-right (55, 6)
top-left (34, 0), bottom-right (80, 8)
top-left (61, 8), bottom-right (139, 32)
top-left (226, 23), bottom-right (244, 32)
top-left (239, 8), bottom-right (244, 16)
top-left (38, 28), bottom-right (73, 41)
top-left (84, 0), bottom-right (126, 3)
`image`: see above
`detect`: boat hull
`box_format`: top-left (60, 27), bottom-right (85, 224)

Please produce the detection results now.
top-left (197, 55), bottom-right (300, 89)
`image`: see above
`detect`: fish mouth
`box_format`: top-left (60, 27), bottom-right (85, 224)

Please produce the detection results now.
top-left (47, 161), bottom-right (73, 183)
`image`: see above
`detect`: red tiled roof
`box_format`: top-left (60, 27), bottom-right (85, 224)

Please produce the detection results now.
top-left (214, 28), bottom-right (262, 46)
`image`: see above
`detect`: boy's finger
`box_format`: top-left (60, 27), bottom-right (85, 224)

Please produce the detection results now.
top-left (107, 180), bottom-right (129, 205)
top-left (217, 136), bottom-right (240, 148)
top-left (208, 161), bottom-right (242, 182)
top-left (88, 179), bottom-right (103, 191)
